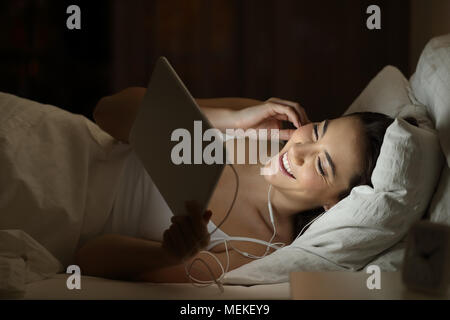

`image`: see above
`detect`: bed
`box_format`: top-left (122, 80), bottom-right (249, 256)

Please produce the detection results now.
top-left (22, 274), bottom-right (290, 300)
top-left (2, 34), bottom-right (450, 300)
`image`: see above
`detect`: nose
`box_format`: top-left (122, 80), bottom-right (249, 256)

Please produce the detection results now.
top-left (290, 142), bottom-right (316, 166)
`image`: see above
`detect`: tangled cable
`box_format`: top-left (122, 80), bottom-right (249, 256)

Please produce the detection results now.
top-left (184, 164), bottom-right (287, 292)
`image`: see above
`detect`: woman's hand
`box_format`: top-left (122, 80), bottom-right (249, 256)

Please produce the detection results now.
top-left (162, 201), bottom-right (212, 263)
top-left (234, 97), bottom-right (310, 140)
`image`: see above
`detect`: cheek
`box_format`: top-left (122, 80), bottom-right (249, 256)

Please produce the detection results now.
top-left (295, 164), bottom-right (323, 191)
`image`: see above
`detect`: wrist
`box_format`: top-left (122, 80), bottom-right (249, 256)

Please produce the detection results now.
top-left (159, 244), bottom-right (183, 267)
top-left (226, 109), bottom-right (241, 130)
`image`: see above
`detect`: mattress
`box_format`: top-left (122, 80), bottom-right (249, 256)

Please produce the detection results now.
top-left (22, 274), bottom-right (290, 300)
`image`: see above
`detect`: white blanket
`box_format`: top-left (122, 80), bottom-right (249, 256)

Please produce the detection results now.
top-left (0, 93), bottom-right (131, 298)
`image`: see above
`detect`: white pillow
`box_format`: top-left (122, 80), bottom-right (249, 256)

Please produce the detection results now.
top-left (409, 34), bottom-right (450, 227)
top-left (222, 68), bottom-right (443, 285)
top-left (344, 65), bottom-right (435, 130)
top-left (410, 34), bottom-right (450, 166)
top-left (344, 65), bottom-right (412, 117)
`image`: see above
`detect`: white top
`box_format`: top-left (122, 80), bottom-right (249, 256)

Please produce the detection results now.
top-left (103, 148), bottom-right (230, 249)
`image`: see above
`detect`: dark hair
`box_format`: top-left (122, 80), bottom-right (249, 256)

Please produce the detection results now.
top-left (292, 112), bottom-right (418, 239)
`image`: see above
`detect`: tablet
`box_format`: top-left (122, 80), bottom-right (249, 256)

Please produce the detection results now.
top-left (129, 57), bottom-right (226, 217)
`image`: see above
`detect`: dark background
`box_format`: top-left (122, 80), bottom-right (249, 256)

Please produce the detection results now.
top-left (0, 0), bottom-right (410, 122)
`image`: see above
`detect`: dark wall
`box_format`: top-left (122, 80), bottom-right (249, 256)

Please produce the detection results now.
top-left (0, 0), bottom-right (111, 120)
top-left (1, 0), bottom-right (410, 122)
top-left (111, 0), bottom-right (410, 121)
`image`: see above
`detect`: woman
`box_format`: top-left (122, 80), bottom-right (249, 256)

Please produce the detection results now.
top-left (75, 87), bottom-right (401, 283)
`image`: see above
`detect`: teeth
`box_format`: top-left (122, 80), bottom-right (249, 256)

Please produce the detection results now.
top-left (282, 153), bottom-right (294, 176)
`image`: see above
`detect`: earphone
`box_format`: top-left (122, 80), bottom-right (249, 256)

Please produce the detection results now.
top-left (184, 161), bottom-right (329, 292)
top-left (184, 164), bottom-right (287, 291)
top-left (224, 184), bottom-right (285, 259)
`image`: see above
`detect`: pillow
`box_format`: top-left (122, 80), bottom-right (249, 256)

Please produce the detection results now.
top-left (410, 34), bottom-right (450, 166)
top-left (345, 64), bottom-right (439, 269)
top-left (344, 65), bottom-right (435, 130)
top-left (222, 68), bottom-right (443, 285)
top-left (409, 34), bottom-right (450, 227)
top-left (344, 65), bottom-right (412, 117)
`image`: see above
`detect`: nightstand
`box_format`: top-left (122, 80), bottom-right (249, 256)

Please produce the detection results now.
top-left (290, 271), bottom-right (450, 300)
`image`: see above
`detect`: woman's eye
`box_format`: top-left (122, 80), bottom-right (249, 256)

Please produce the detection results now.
top-left (313, 124), bottom-right (319, 141)
top-left (317, 157), bottom-right (325, 176)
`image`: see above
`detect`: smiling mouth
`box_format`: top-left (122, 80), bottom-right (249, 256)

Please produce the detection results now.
top-left (279, 152), bottom-right (295, 179)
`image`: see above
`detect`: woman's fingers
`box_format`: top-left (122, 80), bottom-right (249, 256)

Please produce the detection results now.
top-left (185, 201), bottom-right (212, 226)
top-left (267, 97), bottom-right (310, 125)
top-left (265, 102), bottom-right (301, 128)
top-left (163, 202), bottom-right (212, 261)
top-left (164, 221), bottom-right (189, 258)
top-left (278, 129), bottom-right (296, 141)
top-left (162, 228), bottom-right (177, 258)
top-left (185, 200), bottom-right (203, 220)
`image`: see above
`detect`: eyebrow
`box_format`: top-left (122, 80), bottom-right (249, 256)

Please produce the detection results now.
top-left (325, 151), bottom-right (336, 178)
top-left (322, 119), bottom-right (329, 137)
top-left (321, 120), bottom-right (336, 178)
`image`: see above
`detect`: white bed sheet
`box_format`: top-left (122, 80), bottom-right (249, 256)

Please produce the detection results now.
top-left (22, 274), bottom-right (290, 300)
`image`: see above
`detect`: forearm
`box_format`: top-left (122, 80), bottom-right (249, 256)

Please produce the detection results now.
top-left (93, 87), bottom-right (263, 142)
top-left (135, 248), bottom-right (252, 283)
top-left (75, 234), bottom-right (179, 281)
top-left (196, 97), bottom-right (263, 110)
top-left (197, 97), bottom-right (263, 131)
top-left (200, 107), bottom-right (236, 131)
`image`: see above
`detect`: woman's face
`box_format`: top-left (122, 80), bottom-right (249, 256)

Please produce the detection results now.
top-left (263, 116), bottom-right (366, 210)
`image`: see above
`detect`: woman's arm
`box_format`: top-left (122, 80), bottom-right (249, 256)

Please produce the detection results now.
top-left (76, 202), bottom-right (212, 281)
top-left (74, 234), bottom-right (179, 281)
top-left (195, 97), bottom-right (263, 110)
top-left (75, 232), bottom-right (251, 283)
top-left (92, 87), bottom-right (263, 143)
top-left (199, 98), bottom-right (264, 131)
top-left (133, 247), bottom-right (253, 283)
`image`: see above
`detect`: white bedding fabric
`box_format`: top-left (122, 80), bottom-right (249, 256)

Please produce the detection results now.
top-left (409, 34), bottom-right (450, 227)
top-left (223, 117), bottom-right (442, 285)
top-left (22, 274), bottom-right (290, 300)
top-left (0, 230), bottom-right (62, 298)
top-left (410, 34), bottom-right (450, 166)
top-left (0, 92), bottom-right (131, 298)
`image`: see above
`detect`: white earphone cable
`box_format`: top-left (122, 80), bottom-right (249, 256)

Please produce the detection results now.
top-left (184, 164), bottom-right (288, 292)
